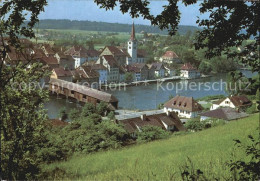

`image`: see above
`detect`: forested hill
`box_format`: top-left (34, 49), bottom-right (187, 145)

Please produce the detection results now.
top-left (35, 19), bottom-right (200, 35)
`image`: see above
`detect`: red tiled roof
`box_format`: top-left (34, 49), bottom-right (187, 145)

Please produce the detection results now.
top-left (53, 67), bottom-right (72, 77)
top-left (181, 63), bottom-right (196, 70)
top-left (41, 56), bottom-right (58, 65)
top-left (162, 51), bottom-right (179, 59)
top-left (64, 45), bottom-right (88, 58)
top-left (164, 95), bottom-right (204, 112)
top-left (103, 55), bottom-right (118, 67)
top-left (229, 95), bottom-right (252, 107)
top-left (80, 66), bottom-right (100, 78)
top-left (106, 46), bottom-right (126, 56)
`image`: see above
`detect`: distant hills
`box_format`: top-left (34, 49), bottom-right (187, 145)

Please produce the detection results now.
top-left (35, 19), bottom-right (200, 35)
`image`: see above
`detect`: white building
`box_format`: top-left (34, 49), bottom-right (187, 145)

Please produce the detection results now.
top-left (151, 63), bottom-right (166, 78)
top-left (210, 95), bottom-right (252, 111)
top-left (64, 46), bottom-right (88, 68)
top-left (96, 55), bottom-right (119, 83)
top-left (164, 95), bottom-right (204, 118)
top-left (180, 63), bottom-right (200, 79)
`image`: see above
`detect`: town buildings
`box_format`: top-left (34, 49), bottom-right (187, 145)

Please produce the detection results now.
top-left (160, 51), bottom-right (181, 64)
top-left (180, 63), bottom-right (200, 79)
top-left (164, 95), bottom-right (204, 118)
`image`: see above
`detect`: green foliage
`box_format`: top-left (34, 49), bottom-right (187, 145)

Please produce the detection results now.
top-left (228, 135), bottom-right (260, 180)
top-left (42, 114), bottom-right (259, 180)
top-left (81, 102), bottom-right (96, 117)
top-left (107, 111), bottom-right (115, 120)
top-left (124, 72), bottom-right (134, 83)
top-left (198, 61), bottom-right (212, 74)
top-left (96, 101), bottom-right (108, 116)
top-left (68, 108), bottom-right (81, 121)
top-left (246, 104), bottom-right (257, 114)
top-left (196, 95), bottom-right (226, 102)
top-left (185, 119), bottom-right (207, 131)
top-left (137, 126), bottom-right (169, 142)
top-left (59, 107), bottom-right (67, 121)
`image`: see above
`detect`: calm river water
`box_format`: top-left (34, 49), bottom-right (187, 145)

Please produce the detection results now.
top-left (45, 70), bottom-right (256, 119)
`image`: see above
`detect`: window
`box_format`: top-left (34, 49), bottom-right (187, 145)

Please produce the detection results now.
top-left (71, 90), bottom-right (75, 94)
top-left (83, 95), bottom-right (86, 99)
top-left (225, 101), bottom-right (229, 104)
top-left (129, 46), bottom-right (131, 49)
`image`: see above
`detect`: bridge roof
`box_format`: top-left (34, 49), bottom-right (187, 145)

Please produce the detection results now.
top-left (49, 78), bottom-right (118, 103)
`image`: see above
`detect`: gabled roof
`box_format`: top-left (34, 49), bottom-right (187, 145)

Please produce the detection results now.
top-left (53, 67), bottom-right (72, 77)
top-left (64, 45), bottom-right (88, 58)
top-left (49, 78), bottom-right (118, 103)
top-left (126, 63), bottom-right (147, 73)
top-left (213, 95), bottom-right (252, 108)
top-left (162, 51), bottom-right (179, 59)
top-left (41, 56), bottom-right (59, 65)
top-left (164, 95), bottom-right (204, 112)
top-left (118, 112), bottom-right (186, 133)
top-left (103, 55), bottom-right (119, 67)
top-left (80, 66), bottom-right (100, 78)
top-left (106, 46), bottom-right (126, 56)
top-left (229, 95), bottom-right (252, 107)
top-left (200, 107), bottom-right (248, 121)
top-left (181, 63), bottom-right (196, 70)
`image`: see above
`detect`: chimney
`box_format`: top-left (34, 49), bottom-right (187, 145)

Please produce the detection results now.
top-left (140, 114), bottom-right (146, 121)
top-left (166, 110), bottom-right (170, 116)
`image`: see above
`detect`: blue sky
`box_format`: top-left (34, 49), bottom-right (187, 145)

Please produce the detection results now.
top-left (38, 0), bottom-right (206, 26)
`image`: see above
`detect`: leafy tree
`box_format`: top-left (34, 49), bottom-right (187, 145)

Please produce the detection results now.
top-left (1, 0), bottom-right (49, 179)
top-left (107, 111), bottom-right (115, 120)
top-left (68, 108), bottom-right (81, 121)
top-left (185, 119), bottom-right (206, 132)
top-left (96, 101), bottom-right (108, 116)
top-left (137, 126), bottom-right (169, 142)
top-left (198, 61), bottom-right (212, 74)
top-left (124, 72), bottom-right (134, 83)
top-left (81, 102), bottom-right (96, 117)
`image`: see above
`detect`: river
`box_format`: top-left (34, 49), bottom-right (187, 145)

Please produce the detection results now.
top-left (45, 70), bottom-right (257, 119)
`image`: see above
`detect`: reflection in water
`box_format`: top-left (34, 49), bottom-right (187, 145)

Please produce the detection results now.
top-left (45, 70), bottom-right (257, 118)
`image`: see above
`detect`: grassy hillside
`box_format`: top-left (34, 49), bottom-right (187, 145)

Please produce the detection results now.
top-left (35, 19), bottom-right (200, 35)
top-left (43, 114), bottom-right (259, 180)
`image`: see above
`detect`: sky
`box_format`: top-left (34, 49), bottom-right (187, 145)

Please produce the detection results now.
top-left (38, 0), bottom-right (207, 26)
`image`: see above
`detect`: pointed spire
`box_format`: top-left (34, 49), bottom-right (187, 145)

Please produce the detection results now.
top-left (130, 22), bottom-right (136, 41)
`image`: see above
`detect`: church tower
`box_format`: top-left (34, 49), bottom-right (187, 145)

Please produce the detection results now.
top-left (127, 23), bottom-right (137, 63)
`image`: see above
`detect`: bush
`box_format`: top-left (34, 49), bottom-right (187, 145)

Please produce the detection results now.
top-left (246, 104), bottom-right (257, 114)
top-left (81, 102), bottom-right (96, 117)
top-left (137, 126), bottom-right (169, 142)
top-left (96, 101), bottom-right (108, 116)
top-left (185, 119), bottom-right (206, 131)
top-left (68, 108), bottom-right (81, 121)
top-left (107, 111), bottom-right (115, 120)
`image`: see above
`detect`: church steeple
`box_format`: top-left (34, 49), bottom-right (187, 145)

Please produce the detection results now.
top-left (130, 23), bottom-right (136, 41)
top-left (127, 22), bottom-right (137, 64)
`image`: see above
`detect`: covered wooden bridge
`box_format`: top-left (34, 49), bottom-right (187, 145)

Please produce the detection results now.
top-left (49, 78), bottom-right (118, 109)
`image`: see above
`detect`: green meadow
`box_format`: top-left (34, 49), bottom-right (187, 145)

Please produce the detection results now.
top-left (43, 114), bottom-right (259, 180)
